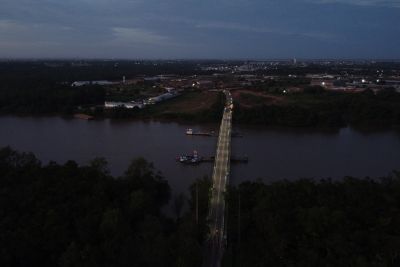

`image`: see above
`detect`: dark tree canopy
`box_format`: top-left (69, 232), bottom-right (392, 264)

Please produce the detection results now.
top-left (0, 147), bottom-right (206, 267)
top-left (2, 146), bottom-right (400, 267)
top-left (224, 175), bottom-right (400, 267)
top-left (234, 89), bottom-right (400, 129)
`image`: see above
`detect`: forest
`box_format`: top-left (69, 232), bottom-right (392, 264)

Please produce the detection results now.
top-left (0, 60), bottom-right (200, 115)
top-left (1, 147), bottom-right (400, 266)
top-left (0, 147), bottom-right (210, 267)
top-left (234, 88), bottom-right (400, 129)
top-left (223, 174), bottom-right (400, 267)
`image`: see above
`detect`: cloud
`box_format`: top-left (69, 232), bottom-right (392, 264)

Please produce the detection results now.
top-left (0, 0), bottom-right (398, 58)
top-left (196, 21), bottom-right (337, 41)
top-left (111, 27), bottom-right (170, 45)
top-left (0, 20), bottom-right (25, 31)
top-left (0, 19), bottom-right (107, 44)
top-left (308, 0), bottom-right (400, 8)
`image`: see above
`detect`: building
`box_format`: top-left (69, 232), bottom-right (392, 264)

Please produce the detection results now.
top-left (164, 87), bottom-right (175, 93)
top-left (72, 80), bottom-right (116, 87)
top-left (104, 101), bottom-right (144, 109)
top-left (385, 80), bottom-right (400, 88)
top-left (147, 92), bottom-right (178, 104)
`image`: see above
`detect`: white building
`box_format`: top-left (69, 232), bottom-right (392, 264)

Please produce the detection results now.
top-left (72, 80), bottom-right (116, 87)
top-left (104, 101), bottom-right (144, 109)
top-left (164, 87), bottom-right (175, 92)
top-left (147, 92), bottom-right (178, 104)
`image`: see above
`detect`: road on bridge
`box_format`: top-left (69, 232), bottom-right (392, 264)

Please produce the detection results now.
top-left (204, 90), bottom-right (233, 267)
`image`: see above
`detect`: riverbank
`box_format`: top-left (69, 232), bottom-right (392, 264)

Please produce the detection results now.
top-left (0, 90), bottom-right (225, 123)
top-left (2, 84), bottom-right (400, 130)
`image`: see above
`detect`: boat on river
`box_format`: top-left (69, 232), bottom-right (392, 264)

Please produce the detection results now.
top-left (176, 150), bottom-right (203, 164)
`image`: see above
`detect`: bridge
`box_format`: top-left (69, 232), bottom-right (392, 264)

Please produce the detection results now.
top-left (204, 90), bottom-right (233, 267)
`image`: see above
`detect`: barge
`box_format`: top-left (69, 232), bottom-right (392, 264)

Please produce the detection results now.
top-left (176, 151), bottom-right (203, 164)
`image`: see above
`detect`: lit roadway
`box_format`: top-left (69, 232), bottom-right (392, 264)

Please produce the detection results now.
top-left (204, 90), bottom-right (233, 267)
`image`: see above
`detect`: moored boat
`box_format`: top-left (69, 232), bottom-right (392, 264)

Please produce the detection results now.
top-left (176, 150), bottom-right (203, 164)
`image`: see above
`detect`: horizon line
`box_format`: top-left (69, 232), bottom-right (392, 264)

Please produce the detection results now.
top-left (1, 57), bottom-right (400, 62)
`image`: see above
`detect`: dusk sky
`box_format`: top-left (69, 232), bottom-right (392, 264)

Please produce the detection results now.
top-left (0, 0), bottom-right (399, 59)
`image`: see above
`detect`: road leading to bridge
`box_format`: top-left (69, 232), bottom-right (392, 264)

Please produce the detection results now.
top-left (204, 90), bottom-right (233, 267)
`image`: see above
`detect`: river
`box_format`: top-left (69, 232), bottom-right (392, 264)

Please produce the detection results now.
top-left (1, 116), bottom-right (400, 196)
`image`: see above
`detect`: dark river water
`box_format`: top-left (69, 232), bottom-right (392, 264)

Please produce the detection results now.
top-left (1, 116), bottom-right (400, 196)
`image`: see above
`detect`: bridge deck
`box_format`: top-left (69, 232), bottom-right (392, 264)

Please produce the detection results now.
top-left (204, 90), bottom-right (232, 267)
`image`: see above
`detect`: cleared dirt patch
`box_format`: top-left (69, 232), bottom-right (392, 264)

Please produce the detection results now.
top-left (232, 89), bottom-right (286, 108)
top-left (152, 91), bottom-right (219, 114)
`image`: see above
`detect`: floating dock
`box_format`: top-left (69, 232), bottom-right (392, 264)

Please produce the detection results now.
top-left (74, 113), bottom-right (94, 120)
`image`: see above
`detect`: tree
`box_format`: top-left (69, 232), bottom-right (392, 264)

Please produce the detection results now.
top-left (173, 193), bottom-right (186, 221)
